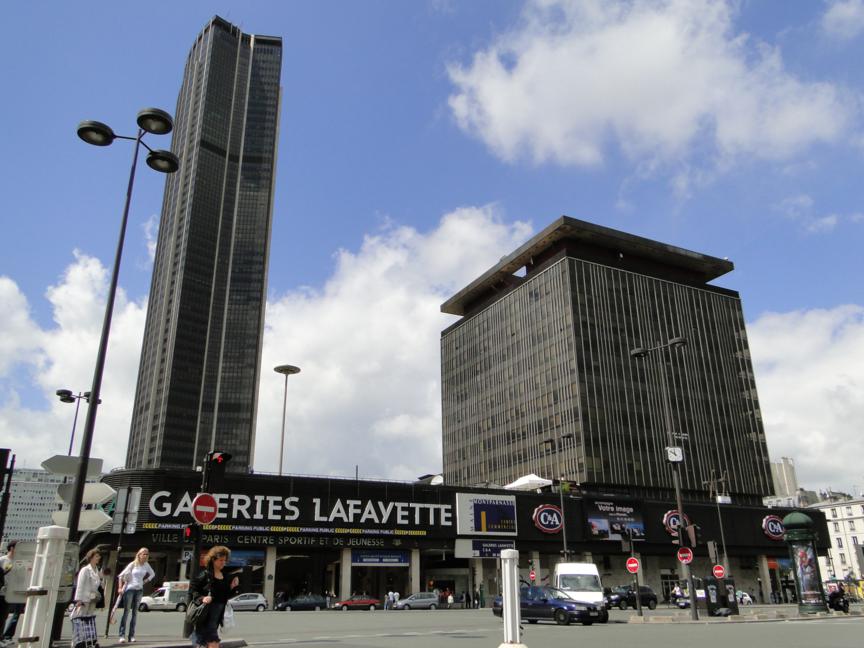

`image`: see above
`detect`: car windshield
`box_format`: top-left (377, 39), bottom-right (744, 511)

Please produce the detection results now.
top-left (558, 574), bottom-right (602, 592)
top-left (545, 587), bottom-right (572, 600)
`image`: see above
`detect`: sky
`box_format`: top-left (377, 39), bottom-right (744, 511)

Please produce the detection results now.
top-left (1, 0), bottom-right (862, 497)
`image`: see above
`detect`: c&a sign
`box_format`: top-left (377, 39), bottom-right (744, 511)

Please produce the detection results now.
top-left (532, 504), bottom-right (563, 533)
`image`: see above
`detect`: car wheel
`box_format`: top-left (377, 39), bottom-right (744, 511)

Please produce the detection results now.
top-left (648, 599), bottom-right (657, 610)
top-left (138, 603), bottom-right (148, 612)
top-left (342, 605), bottom-right (349, 611)
top-left (554, 609), bottom-right (570, 626)
top-left (285, 605), bottom-right (292, 611)
top-left (527, 619), bottom-right (538, 624)
top-left (599, 610), bottom-right (609, 624)
top-left (402, 604), bottom-right (410, 610)
top-left (369, 604), bottom-right (376, 611)
top-left (256, 604), bottom-right (265, 611)
top-left (176, 602), bottom-right (187, 612)
top-left (429, 603), bottom-right (437, 610)
top-left (581, 620), bottom-right (593, 626)
top-left (314, 606), bottom-right (320, 611)
top-left (618, 601), bottom-right (627, 610)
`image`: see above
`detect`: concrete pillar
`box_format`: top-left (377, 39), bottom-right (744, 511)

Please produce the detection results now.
top-left (473, 558), bottom-right (485, 607)
top-left (758, 554), bottom-right (773, 604)
top-left (340, 548), bottom-right (352, 600)
top-left (410, 549), bottom-right (421, 594)
top-left (264, 546), bottom-right (277, 606)
top-left (530, 551), bottom-right (541, 584)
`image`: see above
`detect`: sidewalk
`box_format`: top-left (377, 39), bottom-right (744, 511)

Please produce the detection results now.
top-left (628, 603), bottom-right (864, 624)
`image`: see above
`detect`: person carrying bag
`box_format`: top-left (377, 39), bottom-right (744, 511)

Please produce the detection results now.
top-left (71, 550), bottom-right (103, 648)
top-left (189, 546), bottom-right (239, 648)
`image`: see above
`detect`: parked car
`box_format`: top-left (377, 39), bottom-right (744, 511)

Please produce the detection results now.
top-left (393, 592), bottom-right (439, 610)
top-left (276, 594), bottom-right (327, 611)
top-left (492, 586), bottom-right (600, 626)
top-left (228, 593), bottom-right (268, 611)
top-left (331, 594), bottom-right (382, 610)
top-left (605, 585), bottom-right (658, 610)
top-left (138, 581), bottom-right (190, 612)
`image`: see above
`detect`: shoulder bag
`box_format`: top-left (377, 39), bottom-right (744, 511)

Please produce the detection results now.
top-left (186, 589), bottom-right (210, 626)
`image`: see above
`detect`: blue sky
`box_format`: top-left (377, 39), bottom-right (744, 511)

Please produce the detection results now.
top-left (1, 1), bottom-right (862, 496)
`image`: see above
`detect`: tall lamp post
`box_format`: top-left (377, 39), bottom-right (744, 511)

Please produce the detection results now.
top-left (67, 109), bottom-right (179, 539)
top-left (541, 434), bottom-right (573, 560)
top-left (55, 390), bottom-right (99, 456)
top-left (703, 470), bottom-right (730, 575)
top-left (274, 365), bottom-right (301, 476)
top-left (630, 335), bottom-right (698, 620)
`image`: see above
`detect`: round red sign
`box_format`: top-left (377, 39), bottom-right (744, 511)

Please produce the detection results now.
top-left (712, 564), bottom-right (726, 579)
top-left (626, 557), bottom-right (640, 574)
top-left (192, 492), bottom-right (218, 525)
top-left (676, 547), bottom-right (693, 564)
top-left (529, 569), bottom-right (536, 581)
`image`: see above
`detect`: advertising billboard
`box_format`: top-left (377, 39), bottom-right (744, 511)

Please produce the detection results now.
top-left (455, 493), bottom-right (518, 536)
top-left (585, 498), bottom-right (644, 541)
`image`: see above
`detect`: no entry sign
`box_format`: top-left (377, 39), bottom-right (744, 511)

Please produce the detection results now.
top-left (192, 492), bottom-right (218, 525)
top-left (529, 569), bottom-right (536, 581)
top-left (677, 547), bottom-right (694, 564)
top-left (712, 564), bottom-right (726, 579)
top-left (626, 557), bottom-right (640, 574)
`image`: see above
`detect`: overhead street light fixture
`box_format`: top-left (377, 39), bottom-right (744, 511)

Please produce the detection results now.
top-left (274, 364), bottom-right (301, 476)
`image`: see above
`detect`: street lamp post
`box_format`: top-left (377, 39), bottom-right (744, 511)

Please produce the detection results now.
top-left (703, 470), bottom-right (730, 575)
top-left (55, 390), bottom-right (99, 456)
top-left (630, 336), bottom-right (698, 620)
top-left (66, 109), bottom-right (179, 539)
top-left (274, 365), bottom-right (301, 476)
top-left (541, 435), bottom-right (573, 560)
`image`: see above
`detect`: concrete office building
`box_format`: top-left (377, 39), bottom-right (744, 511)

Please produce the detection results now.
top-left (441, 217), bottom-right (774, 505)
top-left (127, 17), bottom-right (282, 473)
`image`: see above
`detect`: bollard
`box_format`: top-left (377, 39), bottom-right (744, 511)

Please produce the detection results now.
top-left (498, 549), bottom-right (527, 648)
top-left (16, 526), bottom-right (69, 648)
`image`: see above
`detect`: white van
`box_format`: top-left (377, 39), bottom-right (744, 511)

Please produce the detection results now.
top-left (552, 563), bottom-right (608, 623)
top-left (139, 581), bottom-right (190, 612)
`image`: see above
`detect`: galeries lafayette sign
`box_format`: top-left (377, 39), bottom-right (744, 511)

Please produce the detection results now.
top-left (149, 490), bottom-right (453, 528)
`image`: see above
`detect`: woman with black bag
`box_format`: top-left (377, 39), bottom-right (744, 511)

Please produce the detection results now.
top-left (70, 549), bottom-right (103, 648)
top-left (189, 546), bottom-right (239, 648)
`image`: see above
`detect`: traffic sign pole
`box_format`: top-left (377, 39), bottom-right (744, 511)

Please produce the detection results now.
top-left (626, 529), bottom-right (643, 617)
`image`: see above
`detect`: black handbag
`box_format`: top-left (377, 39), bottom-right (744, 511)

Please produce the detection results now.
top-left (186, 596), bottom-right (210, 625)
top-left (95, 584), bottom-right (106, 609)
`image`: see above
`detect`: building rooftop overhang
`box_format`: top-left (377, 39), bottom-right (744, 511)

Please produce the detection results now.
top-left (441, 216), bottom-right (735, 316)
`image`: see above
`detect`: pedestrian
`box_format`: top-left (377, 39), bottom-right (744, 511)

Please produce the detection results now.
top-left (465, 590), bottom-right (472, 609)
top-left (189, 546), bottom-right (240, 648)
top-left (447, 592), bottom-right (454, 609)
top-left (473, 590), bottom-right (480, 609)
top-left (385, 591), bottom-right (393, 610)
top-left (0, 541), bottom-right (18, 646)
top-left (116, 547), bottom-right (155, 643)
top-left (70, 549), bottom-right (103, 648)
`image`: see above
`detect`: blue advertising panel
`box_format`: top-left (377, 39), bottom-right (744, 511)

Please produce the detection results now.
top-left (456, 493), bottom-right (518, 536)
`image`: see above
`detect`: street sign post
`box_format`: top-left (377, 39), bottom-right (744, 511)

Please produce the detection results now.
top-left (41, 455), bottom-right (103, 478)
top-left (51, 508), bottom-right (111, 531)
top-left (191, 493), bottom-right (218, 525)
top-left (56, 482), bottom-right (116, 506)
top-left (626, 557), bottom-right (640, 574)
top-left (677, 547), bottom-right (694, 564)
top-left (712, 564), bottom-right (726, 579)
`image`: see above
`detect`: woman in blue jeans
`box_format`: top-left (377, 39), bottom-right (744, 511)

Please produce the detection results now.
top-left (117, 548), bottom-right (155, 643)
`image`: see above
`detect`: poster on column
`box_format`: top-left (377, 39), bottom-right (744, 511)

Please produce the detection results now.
top-left (584, 498), bottom-right (644, 541)
top-left (455, 493), bottom-right (518, 536)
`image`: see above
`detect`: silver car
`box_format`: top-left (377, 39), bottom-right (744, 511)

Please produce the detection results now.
top-left (228, 593), bottom-right (268, 611)
top-left (393, 592), bottom-right (439, 610)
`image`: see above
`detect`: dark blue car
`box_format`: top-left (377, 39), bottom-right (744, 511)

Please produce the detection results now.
top-left (492, 586), bottom-right (600, 626)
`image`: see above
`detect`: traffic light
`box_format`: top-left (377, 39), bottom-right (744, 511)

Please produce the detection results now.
top-left (0, 449), bottom-right (9, 479)
top-left (202, 451), bottom-right (232, 492)
top-left (671, 527), bottom-right (682, 545)
top-left (685, 524), bottom-right (703, 547)
top-left (182, 524), bottom-right (200, 544)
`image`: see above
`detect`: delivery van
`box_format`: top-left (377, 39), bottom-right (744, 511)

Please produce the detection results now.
top-left (138, 581), bottom-right (190, 612)
top-left (552, 562), bottom-right (608, 623)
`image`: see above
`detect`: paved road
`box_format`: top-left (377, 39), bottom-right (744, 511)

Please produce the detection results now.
top-left (63, 606), bottom-right (864, 648)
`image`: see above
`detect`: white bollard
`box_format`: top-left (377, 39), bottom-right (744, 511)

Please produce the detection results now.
top-left (16, 526), bottom-right (69, 648)
top-left (498, 549), bottom-right (527, 648)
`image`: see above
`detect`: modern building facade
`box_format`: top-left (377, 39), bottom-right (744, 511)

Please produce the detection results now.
top-left (441, 217), bottom-right (774, 505)
top-left (127, 17), bottom-right (282, 473)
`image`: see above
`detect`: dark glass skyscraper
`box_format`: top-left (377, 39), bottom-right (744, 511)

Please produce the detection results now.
top-left (440, 217), bottom-right (774, 504)
top-left (126, 17), bottom-right (282, 473)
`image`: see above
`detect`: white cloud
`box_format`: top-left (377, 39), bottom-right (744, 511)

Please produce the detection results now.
top-left (748, 305), bottom-right (864, 494)
top-left (776, 194), bottom-right (863, 234)
top-left (448, 0), bottom-right (856, 168)
top-left (823, 0), bottom-right (864, 41)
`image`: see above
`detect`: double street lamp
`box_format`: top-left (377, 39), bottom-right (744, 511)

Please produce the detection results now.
top-left (630, 335), bottom-right (698, 620)
top-left (65, 109), bottom-right (179, 538)
top-left (55, 390), bottom-right (99, 456)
